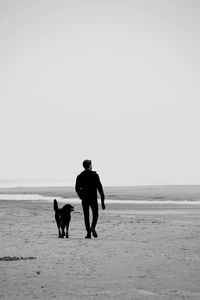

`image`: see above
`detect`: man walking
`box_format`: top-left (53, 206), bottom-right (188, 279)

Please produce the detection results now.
top-left (75, 160), bottom-right (105, 238)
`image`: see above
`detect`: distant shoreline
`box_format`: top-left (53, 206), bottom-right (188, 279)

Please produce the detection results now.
top-left (0, 184), bottom-right (200, 187)
top-left (0, 185), bottom-right (200, 201)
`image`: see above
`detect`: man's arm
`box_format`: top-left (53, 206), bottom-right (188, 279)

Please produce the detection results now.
top-left (96, 174), bottom-right (105, 210)
top-left (75, 175), bottom-right (82, 199)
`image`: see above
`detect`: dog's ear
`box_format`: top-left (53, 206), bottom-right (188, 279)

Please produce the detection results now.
top-left (69, 204), bottom-right (74, 211)
top-left (63, 204), bottom-right (74, 212)
top-left (68, 204), bottom-right (74, 211)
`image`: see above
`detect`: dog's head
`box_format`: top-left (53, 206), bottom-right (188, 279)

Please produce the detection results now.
top-left (63, 204), bottom-right (74, 212)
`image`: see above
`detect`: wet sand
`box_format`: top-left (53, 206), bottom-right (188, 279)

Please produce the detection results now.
top-left (0, 198), bottom-right (200, 299)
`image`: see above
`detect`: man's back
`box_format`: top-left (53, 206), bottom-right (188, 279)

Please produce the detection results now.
top-left (75, 169), bottom-right (104, 201)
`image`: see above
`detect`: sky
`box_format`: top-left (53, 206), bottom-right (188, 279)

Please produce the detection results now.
top-left (0, 0), bottom-right (200, 186)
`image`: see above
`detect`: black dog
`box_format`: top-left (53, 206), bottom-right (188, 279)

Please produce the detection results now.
top-left (54, 199), bottom-right (74, 238)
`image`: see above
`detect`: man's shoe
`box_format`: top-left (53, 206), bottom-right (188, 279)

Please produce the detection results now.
top-left (85, 234), bottom-right (91, 239)
top-left (91, 228), bottom-right (98, 238)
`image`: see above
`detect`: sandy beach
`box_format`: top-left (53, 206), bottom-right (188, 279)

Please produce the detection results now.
top-left (1, 187), bottom-right (200, 299)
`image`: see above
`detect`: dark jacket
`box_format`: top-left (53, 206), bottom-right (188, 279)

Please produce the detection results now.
top-left (75, 170), bottom-right (104, 201)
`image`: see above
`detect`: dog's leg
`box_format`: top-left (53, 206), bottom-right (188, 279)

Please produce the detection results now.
top-left (61, 226), bottom-right (65, 238)
top-left (66, 224), bottom-right (69, 238)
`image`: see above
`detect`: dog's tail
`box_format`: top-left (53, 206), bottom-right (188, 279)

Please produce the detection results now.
top-left (54, 199), bottom-right (59, 212)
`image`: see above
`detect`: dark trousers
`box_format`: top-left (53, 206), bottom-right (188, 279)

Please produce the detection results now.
top-left (82, 200), bottom-right (99, 234)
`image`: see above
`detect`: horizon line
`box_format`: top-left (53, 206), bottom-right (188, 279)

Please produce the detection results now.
top-left (0, 183), bottom-right (200, 189)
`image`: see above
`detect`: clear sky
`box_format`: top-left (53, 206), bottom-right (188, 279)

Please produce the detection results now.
top-left (0, 0), bottom-right (200, 186)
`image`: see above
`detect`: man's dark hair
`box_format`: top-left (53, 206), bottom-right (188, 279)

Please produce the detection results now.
top-left (83, 160), bottom-right (92, 170)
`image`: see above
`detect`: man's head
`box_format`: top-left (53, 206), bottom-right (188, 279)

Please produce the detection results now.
top-left (83, 159), bottom-right (92, 170)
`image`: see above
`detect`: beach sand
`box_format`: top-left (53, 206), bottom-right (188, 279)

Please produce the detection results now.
top-left (0, 199), bottom-right (200, 300)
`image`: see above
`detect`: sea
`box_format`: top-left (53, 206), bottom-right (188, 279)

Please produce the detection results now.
top-left (0, 180), bottom-right (200, 205)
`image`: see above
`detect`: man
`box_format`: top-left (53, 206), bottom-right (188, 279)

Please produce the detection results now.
top-left (75, 159), bottom-right (105, 238)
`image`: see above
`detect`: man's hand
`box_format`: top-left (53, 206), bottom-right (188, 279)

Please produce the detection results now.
top-left (101, 200), bottom-right (106, 210)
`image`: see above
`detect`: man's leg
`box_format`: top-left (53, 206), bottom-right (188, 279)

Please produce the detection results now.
top-left (90, 200), bottom-right (99, 238)
top-left (82, 201), bottom-right (91, 238)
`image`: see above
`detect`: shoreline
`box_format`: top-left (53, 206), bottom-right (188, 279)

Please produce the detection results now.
top-left (0, 185), bottom-right (200, 202)
top-left (1, 194), bottom-right (200, 205)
